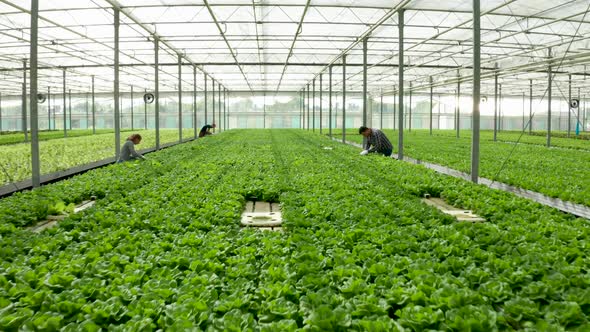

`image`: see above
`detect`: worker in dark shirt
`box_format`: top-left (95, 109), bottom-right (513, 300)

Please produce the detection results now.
top-left (198, 124), bottom-right (216, 138)
top-left (359, 126), bottom-right (393, 157)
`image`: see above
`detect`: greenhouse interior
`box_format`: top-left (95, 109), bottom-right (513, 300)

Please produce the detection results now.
top-left (0, 0), bottom-right (589, 330)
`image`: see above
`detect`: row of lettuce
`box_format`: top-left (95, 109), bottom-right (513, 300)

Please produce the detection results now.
top-left (333, 129), bottom-right (590, 207)
top-left (0, 129), bottom-right (588, 330)
top-left (0, 129), bottom-right (196, 185)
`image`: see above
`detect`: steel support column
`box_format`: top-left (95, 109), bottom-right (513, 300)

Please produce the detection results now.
top-left (212, 80), bottom-right (216, 129)
top-left (529, 79), bottom-right (533, 134)
top-left (320, 74), bottom-right (323, 134)
top-left (131, 85), bottom-right (134, 130)
top-left (393, 87), bottom-right (396, 130)
top-left (329, 66), bottom-right (332, 137)
top-left (471, 0), bottom-right (481, 183)
top-left (30, 0), bottom-right (40, 187)
top-left (63, 70), bottom-right (67, 137)
top-left (429, 76), bottom-right (433, 135)
top-left (92, 76), bottom-right (95, 134)
top-left (114, 8), bottom-right (121, 158)
top-left (85, 92), bottom-right (89, 129)
top-left (178, 54), bottom-right (182, 142)
top-left (362, 37), bottom-right (368, 126)
top-left (48, 86), bottom-right (51, 130)
top-left (144, 88), bottom-right (147, 130)
top-left (312, 79), bottom-right (316, 131)
top-left (204, 74), bottom-right (208, 124)
top-left (380, 93), bottom-right (383, 129)
top-left (342, 55), bottom-right (347, 143)
top-left (493, 71), bottom-right (498, 141)
top-left (398, 9), bottom-right (405, 160)
top-left (193, 66), bottom-right (197, 138)
top-left (568, 74), bottom-right (571, 137)
top-left (22, 60), bottom-right (28, 141)
top-left (154, 38), bottom-right (160, 150)
top-left (307, 84), bottom-right (310, 130)
top-left (456, 70), bottom-right (460, 138)
top-left (547, 48), bottom-right (552, 147)
top-left (408, 82), bottom-right (412, 132)
top-left (218, 82), bottom-right (222, 132)
top-left (68, 89), bottom-right (72, 130)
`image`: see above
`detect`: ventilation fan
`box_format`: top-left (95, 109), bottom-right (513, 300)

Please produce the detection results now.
top-left (144, 93), bottom-right (155, 104)
top-left (37, 93), bottom-right (47, 104)
top-left (570, 99), bottom-right (579, 109)
top-left (481, 96), bottom-right (488, 103)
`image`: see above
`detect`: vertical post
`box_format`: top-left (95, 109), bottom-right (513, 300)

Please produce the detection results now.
top-left (263, 94), bottom-right (266, 129)
top-left (193, 66), bottom-right (197, 138)
top-left (437, 94), bottom-right (441, 129)
top-left (0, 92), bottom-right (2, 133)
top-left (568, 74), bottom-right (571, 137)
top-left (63, 69), bottom-right (67, 136)
top-left (144, 88), bottom-right (147, 130)
top-left (522, 92), bottom-right (525, 131)
top-left (68, 89), bottom-right (71, 130)
top-left (131, 85), bottom-right (134, 130)
top-left (380, 93), bottom-right (383, 129)
top-left (493, 71), bottom-right (498, 141)
top-left (85, 92), bottom-right (89, 129)
top-left (362, 37), bottom-right (368, 125)
top-left (204, 74), bottom-right (208, 124)
top-left (393, 85), bottom-right (397, 130)
top-left (547, 48), bottom-right (552, 147)
top-left (312, 78), bottom-right (316, 131)
top-left (23, 60), bottom-right (28, 141)
top-left (329, 65), bottom-right (332, 137)
top-left (218, 82), bottom-right (222, 132)
top-left (48, 86), bottom-right (51, 130)
top-left (429, 76), bottom-right (433, 135)
top-left (398, 9), bottom-right (405, 160)
top-left (471, 0), bottom-right (481, 183)
top-left (408, 82), bottom-right (412, 132)
top-left (307, 84), bottom-right (310, 130)
top-left (212, 80), bottom-right (216, 128)
top-left (92, 76), bottom-right (95, 134)
top-left (299, 90), bottom-right (302, 129)
top-left (342, 54), bottom-right (347, 143)
top-left (30, 0), bottom-right (40, 187)
top-left (319, 73), bottom-right (323, 134)
top-left (498, 83), bottom-right (504, 132)
top-left (529, 79), bottom-right (533, 134)
top-left (224, 88), bottom-right (227, 130)
top-left (178, 54), bottom-right (182, 142)
top-left (154, 38), bottom-right (160, 149)
top-left (114, 7), bottom-right (121, 157)
top-left (456, 70), bottom-right (460, 138)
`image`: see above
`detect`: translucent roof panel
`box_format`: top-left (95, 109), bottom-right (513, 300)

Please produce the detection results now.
top-left (0, 0), bottom-right (587, 96)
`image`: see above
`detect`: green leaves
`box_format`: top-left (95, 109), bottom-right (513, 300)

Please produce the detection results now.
top-left (0, 129), bottom-right (588, 330)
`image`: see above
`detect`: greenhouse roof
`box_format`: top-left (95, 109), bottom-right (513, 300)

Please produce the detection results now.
top-left (0, 0), bottom-right (589, 100)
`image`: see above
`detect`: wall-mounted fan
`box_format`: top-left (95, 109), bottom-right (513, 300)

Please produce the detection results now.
top-left (144, 93), bottom-right (155, 104)
top-left (37, 93), bottom-right (47, 104)
top-left (570, 99), bottom-right (579, 109)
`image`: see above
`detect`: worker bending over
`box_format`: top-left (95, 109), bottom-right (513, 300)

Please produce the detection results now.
top-left (118, 133), bottom-right (146, 162)
top-left (198, 124), bottom-right (216, 138)
top-left (358, 126), bottom-right (393, 157)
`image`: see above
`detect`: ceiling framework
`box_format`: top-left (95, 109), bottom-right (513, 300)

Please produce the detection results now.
top-left (0, 0), bottom-right (588, 100)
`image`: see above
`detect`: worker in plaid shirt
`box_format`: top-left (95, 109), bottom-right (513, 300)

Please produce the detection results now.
top-left (358, 126), bottom-right (393, 157)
